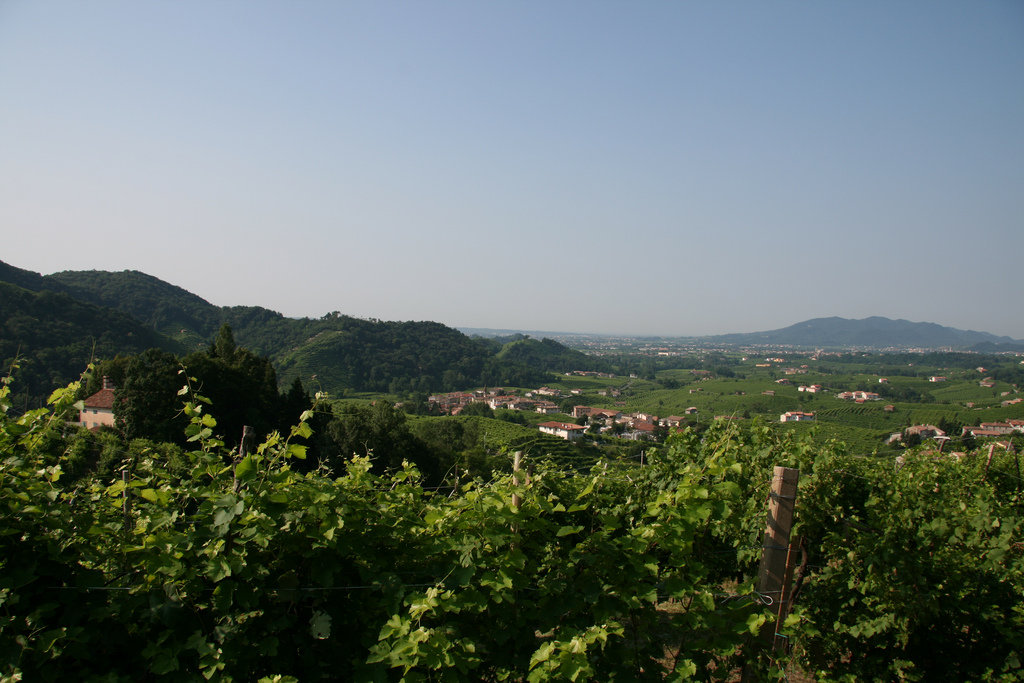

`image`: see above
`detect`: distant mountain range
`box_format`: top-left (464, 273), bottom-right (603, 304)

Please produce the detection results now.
top-left (705, 316), bottom-right (1023, 350)
top-left (464, 317), bottom-right (1024, 351)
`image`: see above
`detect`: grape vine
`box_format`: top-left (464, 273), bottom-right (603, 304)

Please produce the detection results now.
top-left (2, 372), bottom-right (1021, 682)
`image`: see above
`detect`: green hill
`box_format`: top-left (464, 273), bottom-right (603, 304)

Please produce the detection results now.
top-left (45, 268), bottom-right (221, 342)
top-left (0, 281), bottom-right (182, 408)
top-left (44, 268), bottom-right (328, 358)
top-left (0, 261), bottom-right (563, 401)
top-left (0, 260), bottom-right (51, 293)
top-left (496, 336), bottom-right (609, 374)
top-left (275, 316), bottom-right (496, 395)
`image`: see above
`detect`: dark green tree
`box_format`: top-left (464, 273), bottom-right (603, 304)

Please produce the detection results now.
top-left (116, 348), bottom-right (187, 444)
top-left (323, 402), bottom-right (439, 481)
top-left (180, 346), bottom-right (281, 450)
top-left (459, 402), bottom-right (494, 418)
top-left (211, 323), bottom-right (237, 360)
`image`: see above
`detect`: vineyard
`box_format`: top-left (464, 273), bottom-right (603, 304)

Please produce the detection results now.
top-left (2, 374), bottom-right (1023, 682)
top-left (812, 405), bottom-right (900, 432)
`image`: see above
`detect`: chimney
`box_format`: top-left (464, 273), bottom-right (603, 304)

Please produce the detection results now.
top-left (102, 376), bottom-right (115, 391)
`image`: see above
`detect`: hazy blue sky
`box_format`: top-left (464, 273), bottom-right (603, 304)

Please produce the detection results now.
top-left (2, 1), bottom-right (1022, 338)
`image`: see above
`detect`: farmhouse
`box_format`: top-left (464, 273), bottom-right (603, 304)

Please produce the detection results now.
top-left (537, 421), bottom-right (586, 441)
top-left (904, 424), bottom-right (946, 439)
top-left (963, 426), bottom-right (1006, 438)
top-left (621, 422), bottom-right (657, 441)
top-left (975, 422), bottom-right (1016, 435)
top-left (572, 406), bottom-right (622, 421)
top-left (80, 377), bottom-right (117, 430)
top-left (780, 411), bottom-right (815, 423)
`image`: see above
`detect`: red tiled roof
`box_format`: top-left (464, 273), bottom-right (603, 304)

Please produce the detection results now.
top-left (83, 388), bottom-right (115, 410)
top-left (968, 429), bottom-right (1004, 437)
top-left (538, 421), bottom-right (585, 431)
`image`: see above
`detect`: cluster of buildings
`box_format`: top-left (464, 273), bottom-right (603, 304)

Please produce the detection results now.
top-left (568, 406), bottom-right (675, 441)
top-left (536, 414), bottom-right (671, 442)
top-left (962, 420), bottom-right (1024, 438)
top-left (888, 424), bottom-right (947, 443)
top-left (836, 390), bottom-right (881, 402)
top-left (428, 387), bottom-right (570, 415)
top-left (884, 420), bottom-right (1024, 446)
top-left (428, 385), bottom-right (694, 442)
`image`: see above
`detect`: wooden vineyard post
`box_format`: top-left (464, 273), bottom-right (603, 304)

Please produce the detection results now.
top-left (757, 466), bottom-right (800, 650)
top-left (122, 470), bottom-right (132, 532)
top-left (741, 466), bottom-right (800, 680)
top-left (984, 443), bottom-right (997, 479)
top-left (234, 425), bottom-right (255, 492)
top-left (511, 450), bottom-right (523, 509)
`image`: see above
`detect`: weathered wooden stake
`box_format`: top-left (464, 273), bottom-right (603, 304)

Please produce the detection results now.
top-left (233, 425), bottom-right (254, 492)
top-left (511, 450), bottom-right (523, 509)
top-left (742, 466), bottom-right (800, 681)
top-left (760, 467), bottom-right (800, 645)
top-left (449, 463), bottom-right (459, 498)
top-left (757, 466), bottom-right (800, 649)
top-left (122, 470), bottom-right (132, 532)
top-left (984, 442), bottom-right (997, 479)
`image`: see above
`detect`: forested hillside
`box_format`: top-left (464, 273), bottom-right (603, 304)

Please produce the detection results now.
top-left (42, 267), bottom-right (319, 356)
top-left (46, 268), bottom-right (221, 338)
top-left (496, 336), bottom-right (612, 374)
top-left (0, 261), bottom-right (588, 404)
top-left (273, 315), bottom-right (551, 395)
top-left (0, 260), bottom-right (51, 292)
top-left (0, 281), bottom-right (182, 409)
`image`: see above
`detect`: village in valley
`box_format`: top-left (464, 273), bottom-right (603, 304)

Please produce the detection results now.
top-left (420, 354), bottom-right (1024, 455)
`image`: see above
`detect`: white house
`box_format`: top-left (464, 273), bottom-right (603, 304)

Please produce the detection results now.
top-left (538, 421), bottom-right (587, 441)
